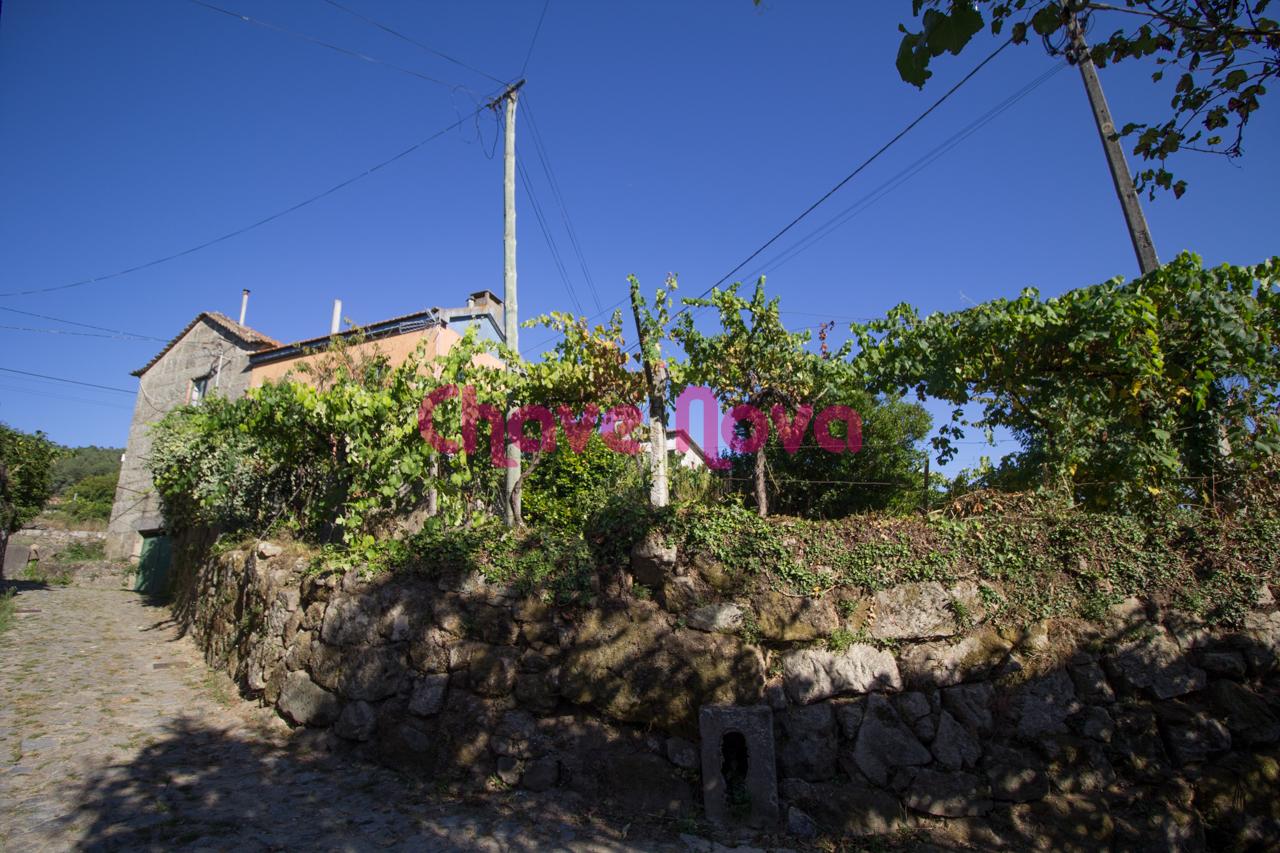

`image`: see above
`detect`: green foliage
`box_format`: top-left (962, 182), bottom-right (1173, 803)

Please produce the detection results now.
top-left (55, 539), bottom-right (106, 563)
top-left (149, 328), bottom-right (510, 544)
top-left (672, 278), bottom-right (847, 412)
top-left (672, 277), bottom-right (852, 515)
top-left (50, 446), bottom-right (121, 494)
top-left (523, 309), bottom-right (641, 408)
top-left (826, 627), bottom-right (858, 652)
top-left (60, 472), bottom-right (118, 521)
top-left (0, 422), bottom-right (58, 544)
top-left (312, 517), bottom-right (600, 606)
top-left (730, 389), bottom-right (932, 517)
top-left (897, 1), bottom-right (1280, 196)
top-left (523, 434), bottom-right (639, 531)
top-left (657, 486), bottom-right (1275, 628)
top-left (21, 562), bottom-right (71, 586)
top-left (853, 254), bottom-right (1280, 509)
top-left (0, 590), bottom-right (15, 635)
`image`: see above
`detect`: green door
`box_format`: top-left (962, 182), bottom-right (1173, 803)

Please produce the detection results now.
top-left (135, 533), bottom-right (173, 596)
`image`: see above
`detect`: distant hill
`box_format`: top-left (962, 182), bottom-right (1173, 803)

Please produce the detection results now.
top-left (51, 446), bottom-right (123, 495)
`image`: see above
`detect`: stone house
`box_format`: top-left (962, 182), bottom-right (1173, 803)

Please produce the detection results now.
top-left (105, 312), bottom-right (279, 561)
top-left (106, 292), bottom-right (506, 567)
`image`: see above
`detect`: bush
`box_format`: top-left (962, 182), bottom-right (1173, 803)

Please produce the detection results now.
top-left (61, 472), bottom-right (119, 521)
top-left (523, 434), bottom-right (640, 531)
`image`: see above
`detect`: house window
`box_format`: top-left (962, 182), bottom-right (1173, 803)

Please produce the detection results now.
top-left (190, 375), bottom-right (210, 405)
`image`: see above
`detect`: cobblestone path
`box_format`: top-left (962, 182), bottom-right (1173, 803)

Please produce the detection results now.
top-left (0, 585), bottom-right (694, 852)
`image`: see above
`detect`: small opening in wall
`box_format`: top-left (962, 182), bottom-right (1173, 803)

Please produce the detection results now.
top-left (721, 730), bottom-right (750, 811)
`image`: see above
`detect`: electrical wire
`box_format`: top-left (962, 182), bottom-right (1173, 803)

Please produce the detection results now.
top-left (0, 104), bottom-right (495, 298)
top-left (521, 0), bottom-right (551, 78)
top-left (743, 60), bottom-right (1070, 283)
top-left (693, 38), bottom-right (1014, 307)
top-left (0, 324), bottom-right (155, 340)
top-left (318, 0), bottom-right (506, 86)
top-left (0, 366), bottom-right (134, 394)
top-left (186, 0), bottom-right (463, 89)
top-left (523, 38), bottom-right (1016, 358)
top-left (524, 97), bottom-right (603, 313)
top-left (0, 306), bottom-right (164, 341)
top-left (518, 160), bottom-right (585, 318)
top-left (0, 383), bottom-right (134, 411)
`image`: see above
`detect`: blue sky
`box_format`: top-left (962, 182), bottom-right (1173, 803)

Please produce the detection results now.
top-left (1, 1), bottom-right (1276, 474)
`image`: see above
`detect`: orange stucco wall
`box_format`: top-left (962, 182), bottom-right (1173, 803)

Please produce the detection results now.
top-left (249, 325), bottom-right (499, 388)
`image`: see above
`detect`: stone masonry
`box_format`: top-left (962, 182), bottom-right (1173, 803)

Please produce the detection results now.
top-left (106, 314), bottom-right (275, 561)
top-left (180, 538), bottom-right (1280, 848)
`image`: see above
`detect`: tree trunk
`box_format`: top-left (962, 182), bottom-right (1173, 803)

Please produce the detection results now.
top-left (755, 444), bottom-right (768, 517)
top-left (648, 360), bottom-right (669, 508)
top-left (631, 289), bottom-right (669, 509)
top-left (426, 457), bottom-right (439, 518)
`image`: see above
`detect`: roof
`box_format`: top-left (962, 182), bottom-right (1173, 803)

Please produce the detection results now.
top-left (249, 304), bottom-right (506, 366)
top-left (248, 309), bottom-right (445, 366)
top-left (132, 312), bottom-right (280, 377)
top-left (668, 428), bottom-right (711, 465)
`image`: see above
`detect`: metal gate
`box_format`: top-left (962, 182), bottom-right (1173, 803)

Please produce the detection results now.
top-left (135, 533), bottom-right (172, 596)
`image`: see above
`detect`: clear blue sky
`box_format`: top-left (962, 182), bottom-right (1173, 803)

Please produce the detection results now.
top-left (2, 1), bottom-right (1276, 473)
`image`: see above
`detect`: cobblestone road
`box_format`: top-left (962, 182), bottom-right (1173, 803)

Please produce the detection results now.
top-left (0, 584), bottom-right (701, 852)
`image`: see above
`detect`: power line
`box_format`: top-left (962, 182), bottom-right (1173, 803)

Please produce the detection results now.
top-left (0, 366), bottom-right (134, 394)
top-left (0, 306), bottom-right (165, 341)
top-left (521, 0), bottom-right (551, 78)
top-left (318, 0), bottom-right (506, 86)
top-left (526, 38), bottom-right (1016, 359)
top-left (693, 38), bottom-right (1014, 307)
top-left (0, 105), bottom-right (493, 298)
top-left (0, 324), bottom-right (155, 340)
top-left (524, 97), bottom-right (603, 313)
top-left (518, 160), bottom-right (585, 317)
top-left (186, 0), bottom-right (463, 89)
top-left (745, 60), bottom-right (1069, 283)
top-left (0, 384), bottom-right (134, 411)
top-left (528, 34), bottom-right (1021, 358)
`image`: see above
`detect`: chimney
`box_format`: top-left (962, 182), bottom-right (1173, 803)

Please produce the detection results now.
top-left (239, 289), bottom-right (250, 326)
top-left (331, 299), bottom-right (342, 335)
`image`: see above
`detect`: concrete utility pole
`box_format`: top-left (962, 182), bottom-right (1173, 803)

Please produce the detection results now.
top-left (492, 79), bottom-right (526, 526)
top-left (1068, 14), bottom-right (1160, 276)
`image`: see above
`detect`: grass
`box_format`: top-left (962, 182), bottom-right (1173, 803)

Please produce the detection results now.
top-left (27, 511), bottom-right (109, 532)
top-left (657, 497), bottom-right (1280, 630)
top-left (20, 563), bottom-right (71, 587)
top-left (0, 590), bottom-right (16, 635)
top-left (55, 540), bottom-right (106, 563)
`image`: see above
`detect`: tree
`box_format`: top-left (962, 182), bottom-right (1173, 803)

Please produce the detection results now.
top-left (0, 423), bottom-right (58, 573)
top-left (672, 278), bottom-right (848, 516)
top-left (62, 471), bottom-right (119, 522)
top-left (895, 1), bottom-right (1279, 196)
top-left (522, 433), bottom-right (639, 531)
top-left (851, 253), bottom-right (1280, 509)
top-left (51, 446), bottom-right (122, 494)
top-left (629, 274), bottom-right (678, 508)
top-left (732, 383), bottom-right (934, 518)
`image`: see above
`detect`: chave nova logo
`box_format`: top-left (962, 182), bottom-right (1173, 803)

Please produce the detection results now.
top-left (418, 384), bottom-right (862, 469)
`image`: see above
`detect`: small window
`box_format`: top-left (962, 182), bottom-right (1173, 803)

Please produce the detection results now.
top-left (190, 375), bottom-right (210, 405)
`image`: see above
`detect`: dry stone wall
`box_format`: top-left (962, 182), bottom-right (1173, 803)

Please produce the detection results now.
top-left (184, 539), bottom-right (1280, 848)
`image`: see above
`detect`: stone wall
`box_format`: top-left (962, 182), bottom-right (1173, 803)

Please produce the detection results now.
top-left (10, 526), bottom-right (107, 562)
top-left (184, 539), bottom-right (1280, 848)
top-left (106, 318), bottom-right (259, 561)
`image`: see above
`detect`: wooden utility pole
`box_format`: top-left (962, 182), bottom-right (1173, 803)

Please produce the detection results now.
top-left (1067, 15), bottom-right (1160, 276)
top-left (491, 80), bottom-right (525, 526)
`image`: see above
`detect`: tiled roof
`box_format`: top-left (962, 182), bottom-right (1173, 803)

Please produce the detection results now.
top-left (131, 312), bottom-right (280, 377)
